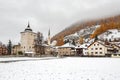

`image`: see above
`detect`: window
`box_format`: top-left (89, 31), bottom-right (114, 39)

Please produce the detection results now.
top-left (94, 44), bottom-right (96, 46)
top-left (95, 52), bottom-right (98, 54)
top-left (95, 48), bottom-right (98, 50)
top-left (91, 48), bottom-right (93, 50)
top-left (91, 52), bottom-right (93, 54)
top-left (97, 44), bottom-right (99, 46)
top-left (114, 54), bottom-right (117, 56)
top-left (85, 49), bottom-right (87, 50)
top-left (100, 48), bottom-right (102, 50)
top-left (100, 52), bottom-right (102, 54)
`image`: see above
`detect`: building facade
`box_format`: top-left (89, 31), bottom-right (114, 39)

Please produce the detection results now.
top-left (58, 43), bottom-right (75, 56)
top-left (87, 41), bottom-right (107, 56)
top-left (0, 44), bottom-right (7, 55)
top-left (12, 43), bottom-right (21, 55)
top-left (20, 23), bottom-right (37, 54)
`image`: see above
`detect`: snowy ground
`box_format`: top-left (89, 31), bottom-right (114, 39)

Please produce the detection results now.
top-left (0, 57), bottom-right (120, 80)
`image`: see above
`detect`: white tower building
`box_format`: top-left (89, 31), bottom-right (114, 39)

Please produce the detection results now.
top-left (20, 23), bottom-right (37, 54)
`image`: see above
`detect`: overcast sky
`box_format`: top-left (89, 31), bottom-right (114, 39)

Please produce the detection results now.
top-left (0, 0), bottom-right (120, 44)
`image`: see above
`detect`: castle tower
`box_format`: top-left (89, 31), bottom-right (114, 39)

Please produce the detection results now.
top-left (20, 22), bottom-right (37, 54)
top-left (48, 28), bottom-right (51, 45)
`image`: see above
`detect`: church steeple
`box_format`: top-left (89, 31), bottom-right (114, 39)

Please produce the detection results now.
top-left (48, 28), bottom-right (50, 37)
top-left (25, 22), bottom-right (32, 32)
top-left (48, 28), bottom-right (51, 45)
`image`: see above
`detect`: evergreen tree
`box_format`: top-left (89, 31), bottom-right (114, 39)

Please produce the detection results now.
top-left (95, 35), bottom-right (98, 41)
top-left (64, 39), bottom-right (69, 44)
top-left (72, 39), bottom-right (76, 45)
top-left (34, 32), bottom-right (44, 56)
top-left (7, 40), bottom-right (12, 55)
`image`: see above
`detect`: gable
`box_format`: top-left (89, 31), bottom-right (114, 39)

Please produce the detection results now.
top-left (88, 41), bottom-right (106, 49)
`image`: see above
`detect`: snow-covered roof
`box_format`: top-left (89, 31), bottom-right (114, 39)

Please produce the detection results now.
top-left (42, 44), bottom-right (49, 47)
top-left (75, 43), bottom-right (90, 49)
top-left (80, 43), bottom-right (90, 48)
top-left (25, 52), bottom-right (34, 54)
top-left (60, 43), bottom-right (75, 48)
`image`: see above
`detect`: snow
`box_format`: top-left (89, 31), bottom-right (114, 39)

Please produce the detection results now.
top-left (95, 25), bottom-right (101, 28)
top-left (78, 25), bottom-right (99, 36)
top-left (0, 57), bottom-right (120, 80)
top-left (99, 29), bottom-right (120, 41)
top-left (76, 43), bottom-right (90, 49)
top-left (64, 33), bottom-right (79, 42)
top-left (60, 43), bottom-right (75, 48)
top-left (0, 57), bottom-right (56, 61)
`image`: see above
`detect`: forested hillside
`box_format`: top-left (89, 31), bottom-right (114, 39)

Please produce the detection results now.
top-left (52, 15), bottom-right (120, 46)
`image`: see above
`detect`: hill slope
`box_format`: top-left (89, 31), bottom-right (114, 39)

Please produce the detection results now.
top-left (52, 15), bottom-right (120, 46)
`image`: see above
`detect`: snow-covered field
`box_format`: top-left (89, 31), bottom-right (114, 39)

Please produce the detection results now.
top-left (0, 57), bottom-right (120, 80)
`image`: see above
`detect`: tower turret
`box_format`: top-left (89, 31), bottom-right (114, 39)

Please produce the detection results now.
top-left (24, 22), bottom-right (32, 32)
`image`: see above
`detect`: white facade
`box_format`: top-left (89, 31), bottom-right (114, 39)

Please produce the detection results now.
top-left (88, 41), bottom-right (107, 56)
top-left (20, 24), bottom-right (37, 54)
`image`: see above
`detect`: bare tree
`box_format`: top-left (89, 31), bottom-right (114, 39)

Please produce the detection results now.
top-left (34, 32), bottom-right (44, 56)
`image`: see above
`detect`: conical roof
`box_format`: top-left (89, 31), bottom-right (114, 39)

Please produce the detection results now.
top-left (24, 22), bottom-right (32, 31)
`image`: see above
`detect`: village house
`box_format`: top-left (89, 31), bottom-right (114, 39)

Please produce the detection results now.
top-left (110, 44), bottom-right (120, 57)
top-left (58, 43), bottom-right (75, 56)
top-left (0, 44), bottom-right (7, 55)
top-left (44, 45), bottom-right (52, 55)
top-left (12, 43), bottom-right (21, 55)
top-left (75, 43), bottom-right (90, 56)
top-left (80, 40), bottom-right (120, 57)
top-left (112, 44), bottom-right (120, 53)
top-left (87, 40), bottom-right (107, 57)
